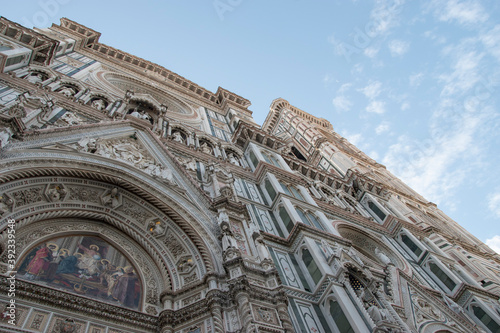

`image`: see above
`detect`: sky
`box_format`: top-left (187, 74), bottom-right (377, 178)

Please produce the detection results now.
top-left (2, 0), bottom-right (500, 252)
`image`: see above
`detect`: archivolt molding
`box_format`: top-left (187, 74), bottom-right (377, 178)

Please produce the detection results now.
top-left (92, 71), bottom-right (199, 118)
top-left (0, 176), bottom-right (213, 289)
top-left (0, 155), bottom-right (223, 276)
top-left (336, 223), bottom-right (408, 272)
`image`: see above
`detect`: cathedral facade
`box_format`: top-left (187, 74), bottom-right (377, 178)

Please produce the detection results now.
top-left (0, 17), bottom-right (499, 333)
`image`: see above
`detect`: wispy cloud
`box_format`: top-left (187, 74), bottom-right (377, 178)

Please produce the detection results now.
top-left (332, 96), bottom-right (352, 112)
top-left (364, 46), bottom-right (380, 58)
top-left (439, 49), bottom-right (483, 96)
top-left (332, 83), bottom-right (353, 112)
top-left (409, 72), bottom-right (424, 87)
top-left (359, 81), bottom-right (382, 99)
top-left (428, 0), bottom-right (489, 26)
top-left (488, 193), bottom-right (500, 218)
top-left (369, 0), bottom-right (406, 36)
top-left (366, 100), bottom-right (386, 114)
top-left (388, 40), bottom-right (410, 56)
top-left (382, 110), bottom-right (486, 205)
top-left (375, 121), bottom-right (390, 134)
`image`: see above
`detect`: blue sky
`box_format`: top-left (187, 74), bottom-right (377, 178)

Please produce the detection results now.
top-left (2, 0), bottom-right (500, 251)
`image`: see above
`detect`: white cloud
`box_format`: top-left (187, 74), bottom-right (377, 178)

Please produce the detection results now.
top-left (439, 49), bottom-right (483, 96)
top-left (366, 100), bottom-right (386, 114)
top-left (480, 25), bottom-right (500, 62)
top-left (375, 121), bottom-right (390, 134)
top-left (369, 0), bottom-right (405, 36)
top-left (401, 102), bottom-right (410, 111)
top-left (429, 0), bottom-right (488, 25)
top-left (409, 73), bottom-right (424, 87)
top-left (381, 111), bottom-right (484, 205)
top-left (488, 193), bottom-right (500, 218)
top-left (364, 46), bottom-right (380, 58)
top-left (338, 83), bottom-right (352, 94)
top-left (486, 235), bottom-right (500, 254)
top-left (359, 81), bottom-right (382, 99)
top-left (388, 40), bottom-right (410, 57)
top-left (332, 83), bottom-right (353, 112)
top-left (368, 151), bottom-right (380, 160)
top-left (343, 132), bottom-right (364, 146)
top-left (332, 96), bottom-right (352, 112)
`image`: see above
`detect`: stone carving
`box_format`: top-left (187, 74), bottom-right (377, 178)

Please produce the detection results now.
top-left (0, 128), bottom-right (12, 148)
top-left (220, 223), bottom-right (237, 251)
top-left (164, 234), bottom-right (186, 258)
top-left (347, 247), bottom-right (365, 267)
top-left (320, 239), bottom-right (336, 260)
top-left (52, 318), bottom-right (78, 333)
top-left (45, 184), bottom-right (67, 202)
top-left (0, 194), bottom-right (14, 216)
top-left (200, 142), bottom-right (213, 154)
top-left (366, 303), bottom-right (388, 323)
top-left (227, 152), bottom-right (239, 165)
top-left (91, 99), bottom-right (106, 110)
top-left (57, 112), bottom-right (84, 126)
top-left (177, 256), bottom-right (194, 274)
top-left (58, 86), bottom-right (76, 97)
top-left (172, 131), bottom-right (185, 143)
top-left (26, 72), bottom-right (46, 84)
top-left (68, 187), bottom-right (101, 203)
top-left (12, 187), bottom-right (44, 207)
top-left (101, 188), bottom-right (122, 208)
top-left (375, 247), bottom-right (393, 266)
top-left (130, 108), bottom-right (151, 122)
top-left (255, 236), bottom-right (270, 261)
top-left (118, 198), bottom-right (153, 224)
top-left (218, 210), bottom-right (230, 224)
top-left (149, 221), bottom-right (165, 236)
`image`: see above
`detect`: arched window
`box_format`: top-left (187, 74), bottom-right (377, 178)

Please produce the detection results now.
top-left (295, 208), bottom-right (324, 230)
top-left (401, 234), bottom-right (423, 257)
top-left (368, 201), bottom-right (386, 221)
top-left (264, 179), bottom-right (276, 201)
top-left (429, 262), bottom-right (457, 291)
top-left (302, 248), bottom-right (322, 284)
top-left (279, 206), bottom-right (293, 233)
top-left (279, 182), bottom-right (304, 200)
top-left (262, 152), bottom-right (281, 167)
top-left (472, 305), bottom-right (500, 333)
top-left (329, 300), bottom-right (354, 333)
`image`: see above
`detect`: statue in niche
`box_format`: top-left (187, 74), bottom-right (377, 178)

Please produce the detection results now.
top-left (27, 72), bottom-right (45, 84)
top-left (227, 152), bottom-right (239, 165)
top-left (255, 236), bottom-right (270, 260)
top-left (220, 223), bottom-right (237, 250)
top-left (91, 98), bottom-right (105, 111)
top-left (59, 112), bottom-right (83, 126)
top-left (365, 302), bottom-right (388, 323)
top-left (375, 247), bottom-right (393, 266)
top-left (58, 86), bottom-right (76, 97)
top-left (185, 157), bottom-right (197, 171)
top-left (130, 107), bottom-right (141, 118)
top-left (200, 142), bottom-right (212, 154)
top-left (172, 131), bottom-right (185, 143)
top-left (347, 247), bottom-right (364, 267)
